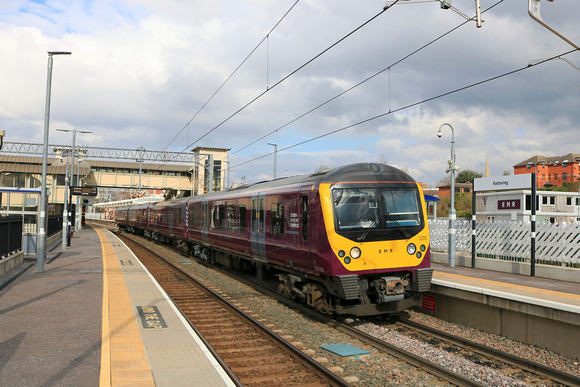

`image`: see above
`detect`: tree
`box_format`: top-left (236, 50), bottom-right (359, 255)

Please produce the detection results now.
top-left (455, 169), bottom-right (482, 185)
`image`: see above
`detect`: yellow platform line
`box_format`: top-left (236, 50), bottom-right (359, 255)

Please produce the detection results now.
top-left (96, 228), bottom-right (155, 386)
top-left (434, 271), bottom-right (580, 300)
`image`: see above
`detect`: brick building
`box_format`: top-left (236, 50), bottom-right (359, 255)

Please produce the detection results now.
top-left (513, 153), bottom-right (580, 188)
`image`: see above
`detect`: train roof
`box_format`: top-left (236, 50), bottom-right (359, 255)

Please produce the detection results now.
top-left (200, 162), bottom-right (415, 199)
top-left (122, 163), bottom-right (417, 208)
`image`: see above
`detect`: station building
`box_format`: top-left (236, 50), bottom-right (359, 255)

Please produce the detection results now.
top-left (0, 146), bottom-right (229, 257)
top-left (0, 146), bottom-right (229, 216)
top-left (475, 189), bottom-right (580, 223)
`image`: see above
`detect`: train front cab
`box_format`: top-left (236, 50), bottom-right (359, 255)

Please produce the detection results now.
top-left (318, 180), bottom-right (433, 316)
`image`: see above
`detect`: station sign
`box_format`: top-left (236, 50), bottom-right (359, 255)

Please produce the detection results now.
top-left (71, 186), bottom-right (98, 196)
top-left (474, 174), bottom-right (531, 192)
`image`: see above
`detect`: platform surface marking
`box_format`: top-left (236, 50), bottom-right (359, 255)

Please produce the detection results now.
top-left (96, 227), bottom-right (155, 386)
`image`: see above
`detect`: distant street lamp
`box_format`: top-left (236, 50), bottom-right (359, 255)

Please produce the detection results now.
top-left (137, 146), bottom-right (146, 191)
top-left (38, 50), bottom-right (71, 273)
top-left (57, 128), bottom-right (91, 238)
top-left (437, 123), bottom-right (458, 267)
top-left (268, 142), bottom-right (277, 179)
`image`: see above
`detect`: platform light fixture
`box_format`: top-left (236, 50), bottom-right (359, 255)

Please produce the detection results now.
top-left (38, 51), bottom-right (71, 273)
top-left (437, 123), bottom-right (458, 268)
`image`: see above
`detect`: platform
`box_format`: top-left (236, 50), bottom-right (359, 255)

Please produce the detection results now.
top-left (0, 225), bottom-right (235, 387)
top-left (426, 261), bottom-right (580, 359)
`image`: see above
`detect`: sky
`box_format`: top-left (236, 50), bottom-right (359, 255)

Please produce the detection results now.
top-left (0, 0), bottom-right (579, 187)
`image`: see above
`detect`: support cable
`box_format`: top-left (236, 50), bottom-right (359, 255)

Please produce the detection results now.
top-left (175, 2), bottom-right (400, 156)
top-left (161, 0), bottom-right (301, 152)
top-left (229, 49), bottom-right (577, 171)
top-left (230, 0), bottom-right (504, 157)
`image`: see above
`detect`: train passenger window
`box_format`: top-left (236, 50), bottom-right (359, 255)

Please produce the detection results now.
top-left (227, 206), bottom-right (236, 230)
top-left (189, 206), bottom-right (200, 227)
top-left (271, 203), bottom-right (284, 236)
top-left (239, 206), bottom-right (247, 231)
top-left (217, 206), bottom-right (226, 229)
top-left (302, 196), bottom-right (308, 241)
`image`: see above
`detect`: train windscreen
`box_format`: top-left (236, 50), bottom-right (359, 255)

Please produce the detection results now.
top-left (332, 187), bottom-right (423, 241)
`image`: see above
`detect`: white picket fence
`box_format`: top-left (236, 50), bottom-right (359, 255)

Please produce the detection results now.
top-left (428, 219), bottom-right (580, 267)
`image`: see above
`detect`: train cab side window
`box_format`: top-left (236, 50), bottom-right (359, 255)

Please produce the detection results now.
top-left (271, 203), bottom-right (284, 236)
top-left (239, 206), bottom-right (247, 231)
top-left (302, 196), bottom-right (308, 241)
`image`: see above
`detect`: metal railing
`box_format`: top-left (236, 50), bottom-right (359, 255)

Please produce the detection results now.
top-left (0, 215), bottom-right (23, 258)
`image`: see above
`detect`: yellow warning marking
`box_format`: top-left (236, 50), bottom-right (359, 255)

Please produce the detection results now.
top-left (96, 228), bottom-right (154, 386)
top-left (434, 271), bottom-right (580, 300)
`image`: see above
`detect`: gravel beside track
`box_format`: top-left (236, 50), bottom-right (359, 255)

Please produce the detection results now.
top-left (126, 234), bottom-right (580, 386)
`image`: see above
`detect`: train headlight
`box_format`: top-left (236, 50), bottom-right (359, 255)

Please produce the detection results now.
top-left (350, 247), bottom-right (361, 259)
top-left (407, 243), bottom-right (416, 255)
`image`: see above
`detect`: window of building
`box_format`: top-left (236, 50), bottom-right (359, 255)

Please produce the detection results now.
top-left (563, 172), bottom-right (568, 181)
top-left (166, 171), bottom-right (179, 176)
top-left (542, 196), bottom-right (548, 205)
top-left (563, 162), bottom-right (568, 167)
top-left (550, 196), bottom-right (555, 205)
top-left (118, 168), bottom-right (131, 174)
top-left (567, 197), bottom-right (573, 206)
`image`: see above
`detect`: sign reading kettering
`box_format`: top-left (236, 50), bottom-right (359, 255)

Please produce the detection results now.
top-left (474, 174), bottom-right (531, 192)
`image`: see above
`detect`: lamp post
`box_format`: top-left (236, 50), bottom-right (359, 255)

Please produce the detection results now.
top-left (38, 50), bottom-right (71, 273)
top-left (57, 128), bottom-right (91, 239)
top-left (137, 146), bottom-right (146, 191)
top-left (60, 150), bottom-right (70, 250)
top-left (268, 142), bottom-right (277, 179)
top-left (437, 123), bottom-right (457, 267)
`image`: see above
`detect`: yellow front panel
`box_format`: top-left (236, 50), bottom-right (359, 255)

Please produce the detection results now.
top-left (319, 183), bottom-right (429, 272)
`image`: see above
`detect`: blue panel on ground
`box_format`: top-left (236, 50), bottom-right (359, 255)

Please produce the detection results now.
top-left (179, 259), bottom-right (192, 264)
top-left (320, 343), bottom-right (370, 357)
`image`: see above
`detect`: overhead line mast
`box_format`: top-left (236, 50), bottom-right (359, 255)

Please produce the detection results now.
top-left (384, 0), bottom-right (483, 28)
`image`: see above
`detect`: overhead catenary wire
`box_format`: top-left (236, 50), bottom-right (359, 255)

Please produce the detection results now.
top-left (228, 48), bottom-right (578, 171)
top-left (172, 1), bottom-right (401, 157)
top-left (160, 0), bottom-right (301, 152)
top-left (229, 0), bottom-right (505, 157)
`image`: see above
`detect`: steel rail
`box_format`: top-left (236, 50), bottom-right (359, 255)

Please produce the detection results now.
top-left (116, 232), bottom-right (349, 387)
top-left (399, 318), bottom-right (580, 387)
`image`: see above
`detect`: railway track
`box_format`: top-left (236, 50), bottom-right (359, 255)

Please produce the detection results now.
top-left (117, 233), bottom-right (348, 387)
top-left (390, 318), bottom-right (580, 387)
top-left (99, 225), bottom-right (580, 386)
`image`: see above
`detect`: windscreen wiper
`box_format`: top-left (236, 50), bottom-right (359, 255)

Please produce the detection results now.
top-left (357, 219), bottom-right (377, 242)
top-left (385, 212), bottom-right (411, 239)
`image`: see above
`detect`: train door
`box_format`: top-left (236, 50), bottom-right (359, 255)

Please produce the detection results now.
top-left (201, 200), bottom-right (209, 244)
top-left (251, 192), bottom-right (267, 262)
top-left (299, 186), bottom-right (312, 267)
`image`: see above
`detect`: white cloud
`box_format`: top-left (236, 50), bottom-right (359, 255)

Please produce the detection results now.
top-left (0, 0), bottom-right (579, 186)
